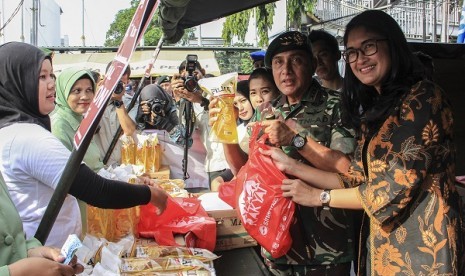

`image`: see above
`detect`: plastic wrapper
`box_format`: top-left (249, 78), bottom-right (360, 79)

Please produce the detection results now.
top-left (88, 168), bottom-right (142, 241)
top-left (135, 245), bottom-right (219, 262)
top-left (136, 133), bottom-right (161, 173)
top-left (87, 203), bottom-right (140, 242)
top-left (76, 234), bottom-right (105, 265)
top-left (198, 72), bottom-right (238, 144)
top-left (121, 134), bottom-right (137, 165)
top-left (120, 257), bottom-right (209, 274)
top-left (155, 179), bottom-right (188, 198)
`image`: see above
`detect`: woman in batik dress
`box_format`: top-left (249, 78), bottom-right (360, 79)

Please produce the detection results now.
top-left (260, 10), bottom-right (464, 276)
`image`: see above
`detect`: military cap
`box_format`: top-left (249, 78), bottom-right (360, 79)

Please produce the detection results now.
top-left (250, 50), bottom-right (266, 62)
top-left (264, 31), bottom-right (312, 67)
top-left (157, 75), bottom-right (171, 85)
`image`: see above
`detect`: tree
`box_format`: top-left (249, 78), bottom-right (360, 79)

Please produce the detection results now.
top-left (222, 0), bottom-right (317, 47)
top-left (215, 43), bottom-right (255, 74)
top-left (104, 0), bottom-right (194, 47)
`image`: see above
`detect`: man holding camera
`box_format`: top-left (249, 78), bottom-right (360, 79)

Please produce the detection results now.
top-left (94, 63), bottom-right (138, 166)
top-left (170, 57), bottom-right (229, 191)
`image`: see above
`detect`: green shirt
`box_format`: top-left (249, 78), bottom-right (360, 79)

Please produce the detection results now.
top-left (0, 174), bottom-right (42, 276)
top-left (51, 67), bottom-right (103, 236)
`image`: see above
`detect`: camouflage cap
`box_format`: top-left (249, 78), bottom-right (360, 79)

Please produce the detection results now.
top-left (264, 31), bottom-right (312, 67)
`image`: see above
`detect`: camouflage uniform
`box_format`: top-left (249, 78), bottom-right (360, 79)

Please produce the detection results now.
top-left (253, 79), bottom-right (357, 275)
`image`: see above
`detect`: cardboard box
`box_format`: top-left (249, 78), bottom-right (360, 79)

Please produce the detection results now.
top-left (147, 165), bottom-right (170, 179)
top-left (207, 209), bottom-right (257, 252)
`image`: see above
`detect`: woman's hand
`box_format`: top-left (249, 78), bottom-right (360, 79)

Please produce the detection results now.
top-left (149, 185), bottom-right (168, 215)
top-left (138, 175), bottom-right (155, 186)
top-left (140, 100), bottom-right (157, 125)
top-left (259, 147), bottom-right (298, 175)
top-left (8, 257), bottom-right (83, 276)
top-left (8, 246), bottom-right (84, 276)
top-left (281, 179), bottom-right (322, 207)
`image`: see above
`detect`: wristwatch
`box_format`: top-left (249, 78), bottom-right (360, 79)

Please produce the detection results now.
top-left (113, 100), bottom-right (124, 108)
top-left (291, 132), bottom-right (307, 150)
top-left (320, 189), bottom-right (332, 210)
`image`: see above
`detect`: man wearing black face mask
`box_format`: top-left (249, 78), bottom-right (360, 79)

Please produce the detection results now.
top-left (137, 84), bottom-right (191, 147)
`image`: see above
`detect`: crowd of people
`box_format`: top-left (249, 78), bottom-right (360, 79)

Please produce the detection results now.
top-left (0, 9), bottom-right (463, 276)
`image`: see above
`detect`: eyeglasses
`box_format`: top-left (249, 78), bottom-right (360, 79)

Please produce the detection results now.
top-left (342, 39), bottom-right (387, 63)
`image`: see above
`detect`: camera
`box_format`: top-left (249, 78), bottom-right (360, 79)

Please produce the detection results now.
top-left (146, 99), bottom-right (166, 116)
top-left (183, 54), bottom-right (201, 93)
top-left (113, 81), bottom-right (125, 94)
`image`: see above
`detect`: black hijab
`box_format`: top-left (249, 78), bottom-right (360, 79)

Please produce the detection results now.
top-left (0, 42), bottom-right (52, 131)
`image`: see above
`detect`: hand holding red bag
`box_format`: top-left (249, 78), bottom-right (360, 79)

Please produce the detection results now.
top-left (138, 196), bottom-right (217, 251)
top-left (233, 124), bottom-right (295, 258)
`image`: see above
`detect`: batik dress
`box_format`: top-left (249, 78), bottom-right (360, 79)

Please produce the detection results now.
top-left (339, 80), bottom-right (465, 275)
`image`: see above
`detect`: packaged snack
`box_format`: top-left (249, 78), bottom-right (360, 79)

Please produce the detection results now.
top-left (120, 134), bottom-right (136, 165)
top-left (155, 179), bottom-right (188, 197)
top-left (135, 245), bottom-right (219, 262)
top-left (198, 72), bottom-right (238, 144)
top-left (120, 257), bottom-right (208, 273)
top-left (136, 133), bottom-right (161, 173)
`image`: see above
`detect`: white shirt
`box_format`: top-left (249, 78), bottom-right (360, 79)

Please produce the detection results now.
top-left (143, 129), bottom-right (209, 189)
top-left (192, 103), bottom-right (229, 173)
top-left (94, 99), bottom-right (138, 167)
top-left (237, 123), bottom-right (249, 154)
top-left (0, 123), bottom-right (81, 247)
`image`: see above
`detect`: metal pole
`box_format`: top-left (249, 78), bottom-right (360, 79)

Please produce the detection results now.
top-left (32, 0), bottom-right (38, 45)
top-left (198, 24), bottom-right (202, 46)
top-left (81, 0), bottom-right (85, 46)
top-left (0, 0), bottom-right (4, 44)
top-left (422, 0), bottom-right (427, 42)
top-left (433, 0), bottom-right (437, 42)
top-left (441, 0), bottom-right (449, 42)
top-left (21, 2), bottom-right (24, 42)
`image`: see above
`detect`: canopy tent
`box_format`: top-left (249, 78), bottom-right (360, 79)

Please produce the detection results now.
top-left (159, 0), bottom-right (278, 43)
top-left (52, 49), bottom-right (220, 77)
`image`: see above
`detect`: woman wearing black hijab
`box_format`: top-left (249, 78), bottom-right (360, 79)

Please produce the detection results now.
top-left (0, 42), bottom-right (167, 248)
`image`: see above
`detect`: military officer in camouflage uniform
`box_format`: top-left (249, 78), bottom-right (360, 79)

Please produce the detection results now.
top-left (255, 31), bottom-right (356, 275)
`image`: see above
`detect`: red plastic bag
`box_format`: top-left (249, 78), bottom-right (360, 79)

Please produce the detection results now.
top-left (138, 196), bottom-right (217, 251)
top-left (235, 124), bottom-right (295, 258)
top-left (218, 177), bottom-right (237, 208)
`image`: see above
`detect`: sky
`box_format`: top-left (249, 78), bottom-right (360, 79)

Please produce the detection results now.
top-left (55, 0), bottom-right (133, 46)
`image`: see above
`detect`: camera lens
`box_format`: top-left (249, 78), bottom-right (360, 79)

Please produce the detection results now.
top-left (114, 81), bottom-right (124, 94)
top-left (184, 77), bottom-right (200, 93)
top-left (152, 102), bottom-right (163, 114)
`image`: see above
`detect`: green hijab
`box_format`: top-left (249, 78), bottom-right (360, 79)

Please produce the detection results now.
top-left (55, 67), bottom-right (95, 118)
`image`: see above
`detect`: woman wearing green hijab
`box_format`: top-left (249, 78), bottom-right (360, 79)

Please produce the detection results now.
top-left (51, 67), bottom-right (104, 236)
top-left (51, 67), bottom-right (103, 171)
